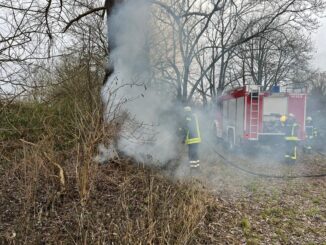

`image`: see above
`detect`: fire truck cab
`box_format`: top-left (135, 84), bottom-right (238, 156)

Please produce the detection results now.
top-left (215, 85), bottom-right (307, 149)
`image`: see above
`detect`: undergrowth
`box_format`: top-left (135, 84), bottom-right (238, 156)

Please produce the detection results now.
top-left (0, 88), bottom-right (215, 243)
top-left (1, 71), bottom-right (325, 243)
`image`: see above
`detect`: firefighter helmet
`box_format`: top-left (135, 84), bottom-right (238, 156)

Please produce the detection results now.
top-left (280, 115), bottom-right (287, 123)
top-left (184, 106), bottom-right (192, 112)
top-left (306, 116), bottom-right (312, 121)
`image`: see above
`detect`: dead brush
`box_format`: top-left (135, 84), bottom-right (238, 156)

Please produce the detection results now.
top-left (0, 138), bottom-right (67, 241)
top-left (72, 103), bottom-right (114, 205)
top-left (19, 139), bottom-right (68, 208)
top-left (0, 104), bottom-right (215, 244)
top-left (0, 83), bottom-right (218, 244)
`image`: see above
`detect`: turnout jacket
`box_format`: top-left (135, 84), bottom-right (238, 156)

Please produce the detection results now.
top-left (305, 121), bottom-right (317, 138)
top-left (182, 113), bottom-right (202, 145)
top-left (284, 117), bottom-right (299, 141)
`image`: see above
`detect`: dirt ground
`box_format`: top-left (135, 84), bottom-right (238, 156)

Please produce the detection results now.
top-left (193, 147), bottom-right (326, 244)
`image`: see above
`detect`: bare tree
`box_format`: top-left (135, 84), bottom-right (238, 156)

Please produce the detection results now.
top-left (1, 0), bottom-right (325, 107)
top-left (0, 0), bottom-right (116, 102)
top-left (234, 27), bottom-right (312, 90)
top-left (153, 0), bottom-right (325, 104)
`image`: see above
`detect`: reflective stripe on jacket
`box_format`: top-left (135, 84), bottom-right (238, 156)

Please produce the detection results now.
top-left (185, 114), bottom-right (201, 145)
top-left (284, 119), bottom-right (299, 141)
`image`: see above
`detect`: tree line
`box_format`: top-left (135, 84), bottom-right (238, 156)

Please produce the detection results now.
top-left (0, 0), bottom-right (326, 106)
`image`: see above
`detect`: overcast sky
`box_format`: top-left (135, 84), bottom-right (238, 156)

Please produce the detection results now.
top-left (312, 17), bottom-right (326, 71)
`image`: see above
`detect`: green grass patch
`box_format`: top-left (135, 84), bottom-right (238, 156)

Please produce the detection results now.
top-left (240, 216), bottom-right (251, 236)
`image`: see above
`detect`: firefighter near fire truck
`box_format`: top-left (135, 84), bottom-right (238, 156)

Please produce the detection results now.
top-left (215, 85), bottom-right (307, 153)
top-left (180, 106), bottom-right (202, 169)
top-left (304, 116), bottom-right (318, 153)
top-left (281, 113), bottom-right (299, 163)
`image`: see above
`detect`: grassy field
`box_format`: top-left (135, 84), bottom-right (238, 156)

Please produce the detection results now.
top-left (0, 102), bottom-right (325, 244)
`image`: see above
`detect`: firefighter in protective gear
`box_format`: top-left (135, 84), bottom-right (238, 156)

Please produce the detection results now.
top-left (180, 106), bottom-right (202, 168)
top-left (282, 113), bottom-right (299, 162)
top-left (304, 116), bottom-right (317, 153)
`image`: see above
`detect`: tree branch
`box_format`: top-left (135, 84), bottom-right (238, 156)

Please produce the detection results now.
top-left (63, 6), bottom-right (106, 32)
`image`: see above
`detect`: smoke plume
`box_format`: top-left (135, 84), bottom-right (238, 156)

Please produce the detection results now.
top-left (101, 0), bottom-right (179, 165)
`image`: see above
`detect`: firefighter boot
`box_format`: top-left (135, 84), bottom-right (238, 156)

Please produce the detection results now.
top-left (285, 146), bottom-right (297, 164)
top-left (190, 160), bottom-right (200, 169)
top-left (189, 160), bottom-right (200, 176)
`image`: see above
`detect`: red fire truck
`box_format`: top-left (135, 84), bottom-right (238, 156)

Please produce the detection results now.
top-left (214, 85), bottom-right (307, 149)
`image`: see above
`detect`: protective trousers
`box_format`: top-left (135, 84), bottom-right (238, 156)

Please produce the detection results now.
top-left (188, 143), bottom-right (199, 168)
top-left (285, 140), bottom-right (297, 162)
top-left (305, 125), bottom-right (315, 151)
top-left (305, 136), bottom-right (313, 151)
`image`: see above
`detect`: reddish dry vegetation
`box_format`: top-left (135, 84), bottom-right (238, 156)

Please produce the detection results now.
top-left (0, 104), bottom-right (325, 244)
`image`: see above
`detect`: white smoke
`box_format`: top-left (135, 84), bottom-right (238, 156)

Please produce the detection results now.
top-left (101, 0), bottom-right (179, 165)
top-left (94, 144), bottom-right (118, 164)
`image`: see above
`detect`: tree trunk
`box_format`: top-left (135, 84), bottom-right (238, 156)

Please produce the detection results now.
top-left (103, 0), bottom-right (124, 85)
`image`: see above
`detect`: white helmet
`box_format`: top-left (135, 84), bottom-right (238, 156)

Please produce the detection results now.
top-left (184, 106), bottom-right (192, 112)
top-left (289, 113), bottom-right (295, 118)
top-left (307, 116), bottom-right (312, 121)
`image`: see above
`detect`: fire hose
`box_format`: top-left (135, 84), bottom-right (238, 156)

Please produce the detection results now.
top-left (207, 142), bottom-right (326, 179)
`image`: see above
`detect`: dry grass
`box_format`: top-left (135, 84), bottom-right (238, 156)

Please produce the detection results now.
top-left (0, 59), bottom-right (221, 244)
top-left (0, 100), bottom-right (214, 244)
top-left (0, 147), bottom-right (211, 243)
top-left (0, 97), bottom-right (325, 244)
